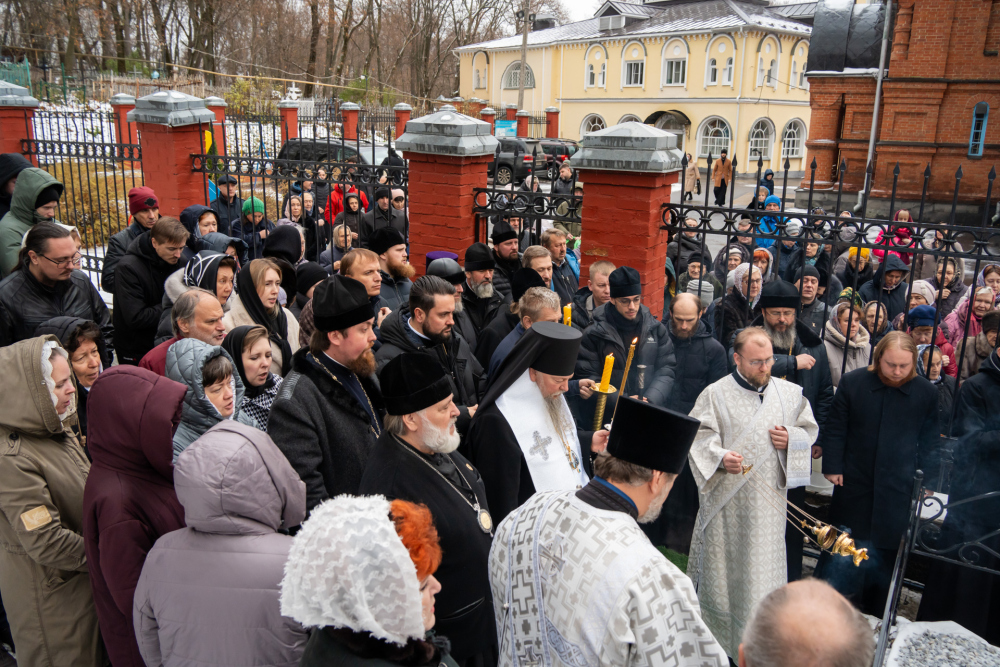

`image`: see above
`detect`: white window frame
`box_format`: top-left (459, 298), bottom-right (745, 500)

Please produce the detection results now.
top-left (624, 60), bottom-right (644, 87)
top-left (698, 117), bottom-right (731, 158)
top-left (584, 44), bottom-right (607, 90)
top-left (757, 57), bottom-right (765, 88)
top-left (619, 114), bottom-right (642, 124)
top-left (661, 39), bottom-right (688, 88)
top-left (473, 69), bottom-right (481, 89)
top-left (790, 61), bottom-right (798, 90)
top-left (587, 64), bottom-right (596, 87)
top-left (748, 118), bottom-right (774, 162)
top-left (723, 57), bottom-right (734, 85)
top-left (768, 59), bottom-right (777, 88)
top-left (707, 58), bottom-right (718, 85)
top-left (501, 62), bottom-right (535, 89)
top-left (663, 59), bottom-right (686, 86)
top-left (782, 120), bottom-right (805, 159)
top-left (598, 62), bottom-right (607, 87)
top-left (581, 113), bottom-right (607, 136)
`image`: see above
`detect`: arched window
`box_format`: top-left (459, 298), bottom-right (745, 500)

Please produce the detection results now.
top-left (748, 119), bottom-right (773, 160)
top-left (598, 62), bottom-right (607, 87)
top-left (662, 39), bottom-right (687, 86)
top-left (502, 62), bottom-right (535, 89)
top-left (619, 114), bottom-right (642, 124)
top-left (768, 59), bottom-right (777, 87)
top-left (970, 102), bottom-right (989, 157)
top-left (699, 117), bottom-right (731, 158)
top-left (800, 68), bottom-right (808, 89)
top-left (587, 64), bottom-right (596, 87)
top-left (708, 58), bottom-right (718, 85)
top-left (582, 114), bottom-right (607, 135)
top-left (782, 120), bottom-right (805, 159)
top-left (723, 58), bottom-right (734, 85)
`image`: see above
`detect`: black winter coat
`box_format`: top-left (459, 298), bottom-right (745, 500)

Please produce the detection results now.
top-left (858, 254), bottom-right (911, 323)
top-left (231, 217), bottom-right (276, 260)
top-left (267, 348), bottom-right (384, 511)
top-left (492, 250), bottom-right (520, 301)
top-left (375, 308), bottom-right (483, 433)
top-left (360, 206), bottom-right (406, 247)
top-left (0, 266), bottom-right (113, 354)
top-left (665, 320), bottom-right (728, 415)
top-left (456, 285), bottom-right (509, 352)
top-left (715, 287), bottom-right (758, 350)
top-left (101, 220), bottom-right (146, 294)
top-left (576, 303), bottom-right (676, 408)
top-left (821, 368), bottom-right (939, 549)
top-left (569, 287), bottom-right (599, 332)
top-left (666, 235), bottom-right (713, 277)
top-left (210, 194), bottom-right (244, 237)
top-left (112, 234), bottom-right (178, 362)
top-left (474, 309), bottom-right (518, 372)
top-left (378, 272), bottom-right (411, 312)
top-left (550, 176), bottom-right (575, 195)
top-left (359, 433), bottom-right (496, 662)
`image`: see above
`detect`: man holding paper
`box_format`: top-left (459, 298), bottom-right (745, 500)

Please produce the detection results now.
top-left (466, 321), bottom-right (609, 524)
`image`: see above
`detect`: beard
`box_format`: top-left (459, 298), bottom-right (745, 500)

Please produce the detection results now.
top-left (742, 368), bottom-right (771, 389)
top-left (473, 281), bottom-right (494, 299)
top-left (764, 320), bottom-right (797, 352)
top-left (453, 298), bottom-right (464, 313)
top-left (419, 413), bottom-right (460, 454)
top-left (388, 257), bottom-right (416, 280)
top-left (638, 482), bottom-right (671, 524)
top-left (425, 327), bottom-right (452, 347)
top-left (543, 393), bottom-right (572, 434)
top-left (876, 365), bottom-right (910, 388)
top-left (346, 347), bottom-right (376, 377)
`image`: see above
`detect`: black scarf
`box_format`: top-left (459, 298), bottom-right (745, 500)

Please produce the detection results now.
top-left (325, 627), bottom-right (450, 666)
top-left (236, 268), bottom-right (293, 376)
top-left (605, 302), bottom-right (643, 346)
top-left (221, 325), bottom-right (277, 399)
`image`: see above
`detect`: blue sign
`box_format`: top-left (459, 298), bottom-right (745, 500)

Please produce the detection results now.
top-left (495, 120), bottom-right (517, 138)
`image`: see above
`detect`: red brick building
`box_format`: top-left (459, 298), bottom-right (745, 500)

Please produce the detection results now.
top-left (798, 0), bottom-right (999, 222)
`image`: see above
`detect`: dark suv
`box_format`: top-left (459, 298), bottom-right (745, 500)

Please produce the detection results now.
top-left (539, 139), bottom-right (579, 180)
top-left (278, 139), bottom-right (390, 166)
top-left (487, 138), bottom-right (551, 186)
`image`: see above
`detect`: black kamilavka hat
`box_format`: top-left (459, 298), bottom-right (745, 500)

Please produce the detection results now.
top-left (511, 268), bottom-right (546, 302)
top-left (609, 266), bottom-right (641, 298)
top-left (313, 274), bottom-right (375, 332)
top-left (607, 397), bottom-right (701, 474)
top-left (527, 321), bottom-right (581, 376)
top-left (379, 353), bottom-right (454, 416)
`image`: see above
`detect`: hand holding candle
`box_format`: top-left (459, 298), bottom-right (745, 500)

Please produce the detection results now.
top-left (563, 304), bottom-right (572, 327)
top-left (598, 354), bottom-right (614, 392)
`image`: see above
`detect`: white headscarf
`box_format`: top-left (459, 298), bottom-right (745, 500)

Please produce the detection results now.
top-left (41, 340), bottom-right (76, 422)
top-left (732, 263), bottom-right (761, 309)
top-left (279, 495), bottom-right (424, 645)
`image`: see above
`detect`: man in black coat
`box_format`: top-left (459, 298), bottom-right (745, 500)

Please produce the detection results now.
top-left (0, 223), bottom-right (113, 353)
top-left (113, 216), bottom-right (187, 365)
top-left (375, 275), bottom-right (483, 435)
top-left (858, 253), bottom-right (910, 323)
top-left (792, 265), bottom-right (827, 336)
top-left (570, 259), bottom-right (615, 332)
top-left (0, 153), bottom-right (32, 221)
top-left (750, 279), bottom-right (833, 581)
top-left (455, 242), bottom-right (509, 352)
top-left (666, 217), bottom-right (713, 277)
top-left (474, 267), bottom-right (546, 372)
top-left (359, 186), bottom-right (406, 247)
top-left (490, 218), bottom-right (521, 300)
top-left (268, 274), bottom-right (385, 511)
top-left (817, 332), bottom-right (938, 615)
top-left (210, 175), bottom-right (243, 236)
top-left (360, 354), bottom-right (497, 666)
top-left (576, 266), bottom-right (676, 416)
top-left (102, 186), bottom-right (160, 294)
top-left (648, 293), bottom-right (727, 553)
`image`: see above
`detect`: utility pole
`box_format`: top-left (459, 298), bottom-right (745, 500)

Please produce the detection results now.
top-left (517, 0), bottom-right (530, 111)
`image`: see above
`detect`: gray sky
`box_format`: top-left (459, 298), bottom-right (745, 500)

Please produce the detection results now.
top-left (565, 0), bottom-right (602, 22)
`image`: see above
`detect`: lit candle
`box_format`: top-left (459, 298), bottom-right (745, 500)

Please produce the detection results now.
top-left (599, 354), bottom-right (614, 392)
top-left (563, 304), bottom-right (572, 327)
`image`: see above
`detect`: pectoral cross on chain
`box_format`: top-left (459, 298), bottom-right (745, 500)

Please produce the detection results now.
top-left (530, 431), bottom-right (551, 460)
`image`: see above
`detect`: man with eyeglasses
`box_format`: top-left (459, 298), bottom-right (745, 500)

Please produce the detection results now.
top-left (0, 222), bottom-right (112, 352)
top-left (687, 326), bottom-right (818, 662)
top-left (739, 278), bottom-right (833, 582)
top-left (102, 186), bottom-right (160, 293)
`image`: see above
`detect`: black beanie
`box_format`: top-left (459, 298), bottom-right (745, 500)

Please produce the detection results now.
top-left (374, 186), bottom-right (391, 201)
top-left (369, 227), bottom-right (406, 256)
top-left (464, 242), bottom-right (495, 272)
top-left (792, 265), bottom-right (821, 284)
top-left (609, 266), bottom-right (641, 298)
top-left (34, 184), bottom-right (63, 208)
top-left (295, 261), bottom-right (330, 297)
top-left (758, 279), bottom-right (801, 309)
top-left (491, 219), bottom-right (518, 245)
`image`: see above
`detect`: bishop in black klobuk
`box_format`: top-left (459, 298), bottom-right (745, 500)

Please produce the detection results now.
top-left (465, 321), bottom-right (608, 524)
top-left (359, 352), bottom-right (497, 665)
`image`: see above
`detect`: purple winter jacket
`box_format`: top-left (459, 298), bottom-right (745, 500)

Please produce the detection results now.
top-left (133, 421), bottom-right (309, 667)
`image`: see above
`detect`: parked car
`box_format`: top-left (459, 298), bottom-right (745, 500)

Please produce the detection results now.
top-left (487, 138), bottom-right (551, 186)
top-left (277, 139), bottom-right (393, 175)
top-left (539, 139), bottom-right (580, 180)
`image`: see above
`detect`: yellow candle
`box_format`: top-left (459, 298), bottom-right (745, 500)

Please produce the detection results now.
top-left (599, 354), bottom-right (614, 392)
top-left (563, 304), bottom-right (572, 327)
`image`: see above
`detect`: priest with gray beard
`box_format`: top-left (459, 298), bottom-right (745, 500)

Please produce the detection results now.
top-left (455, 242), bottom-right (510, 350)
top-left (739, 278), bottom-right (833, 581)
top-left (359, 352), bottom-right (498, 666)
top-left (466, 321), bottom-right (609, 524)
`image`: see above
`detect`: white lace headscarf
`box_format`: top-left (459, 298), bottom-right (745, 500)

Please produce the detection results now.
top-left (41, 340), bottom-right (76, 422)
top-left (279, 495), bottom-right (424, 645)
top-left (732, 263), bottom-right (761, 309)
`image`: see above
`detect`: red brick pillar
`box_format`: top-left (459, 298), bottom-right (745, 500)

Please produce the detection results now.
top-left (800, 80), bottom-right (844, 190)
top-left (505, 104), bottom-right (517, 121)
top-left (278, 99), bottom-right (298, 145)
top-left (480, 108), bottom-right (496, 134)
top-left (204, 96), bottom-right (227, 126)
top-left (0, 82), bottom-right (38, 163)
top-left (341, 102), bottom-right (360, 141)
top-left (468, 98), bottom-right (485, 116)
top-left (109, 93), bottom-right (139, 168)
top-left (516, 110), bottom-right (529, 138)
top-left (393, 103), bottom-right (412, 141)
top-left (128, 91), bottom-right (217, 215)
top-left (545, 106), bottom-right (560, 139)
top-left (397, 108), bottom-right (498, 276)
top-left (575, 123), bottom-right (683, 320)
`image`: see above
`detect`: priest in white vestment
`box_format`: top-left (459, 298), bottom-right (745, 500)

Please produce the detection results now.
top-left (466, 321), bottom-right (608, 524)
top-left (688, 326), bottom-right (818, 659)
top-left (489, 396), bottom-right (728, 667)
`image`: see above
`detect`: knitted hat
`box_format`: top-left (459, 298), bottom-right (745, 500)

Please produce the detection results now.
top-left (609, 266), bottom-right (641, 298)
top-left (907, 305), bottom-right (938, 329)
top-left (379, 353), bottom-right (454, 416)
top-left (491, 219), bottom-right (518, 245)
top-left (793, 265), bottom-right (821, 284)
top-left (764, 195), bottom-right (782, 208)
top-left (374, 186), bottom-right (391, 201)
top-left (369, 227), bottom-right (406, 256)
top-left (464, 242), bottom-right (495, 272)
top-left (848, 247), bottom-right (871, 259)
top-left (128, 186), bottom-right (158, 215)
top-left (983, 309), bottom-right (1000, 335)
top-left (242, 197), bottom-right (265, 216)
top-left (909, 279), bottom-right (938, 307)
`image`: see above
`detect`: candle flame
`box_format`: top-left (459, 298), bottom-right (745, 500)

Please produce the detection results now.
top-left (631, 337), bottom-right (638, 344)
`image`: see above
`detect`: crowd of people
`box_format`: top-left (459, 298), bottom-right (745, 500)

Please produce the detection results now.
top-left (0, 150), bottom-right (995, 667)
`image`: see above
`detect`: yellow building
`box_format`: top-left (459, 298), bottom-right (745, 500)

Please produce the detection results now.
top-left (456, 0), bottom-right (814, 175)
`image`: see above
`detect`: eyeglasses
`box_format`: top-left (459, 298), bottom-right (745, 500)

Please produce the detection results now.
top-left (737, 353), bottom-right (775, 369)
top-left (39, 252), bottom-right (82, 268)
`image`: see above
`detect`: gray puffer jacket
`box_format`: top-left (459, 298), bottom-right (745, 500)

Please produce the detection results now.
top-left (166, 338), bottom-right (256, 459)
top-left (133, 421), bottom-right (309, 667)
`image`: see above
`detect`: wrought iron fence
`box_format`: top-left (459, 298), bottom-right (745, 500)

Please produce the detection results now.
top-left (526, 113), bottom-right (548, 139)
top-left (19, 107), bottom-right (143, 287)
